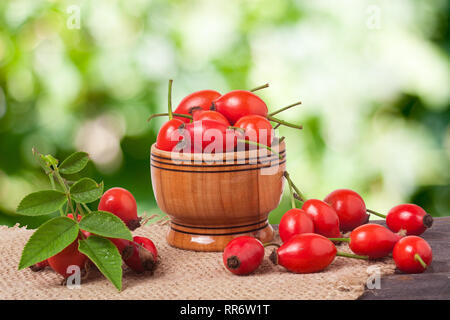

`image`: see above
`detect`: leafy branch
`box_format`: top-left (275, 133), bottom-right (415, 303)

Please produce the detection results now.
top-left (16, 149), bottom-right (132, 291)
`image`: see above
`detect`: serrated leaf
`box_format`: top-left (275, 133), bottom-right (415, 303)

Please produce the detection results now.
top-left (18, 217), bottom-right (79, 270)
top-left (17, 190), bottom-right (67, 216)
top-left (59, 152), bottom-right (89, 175)
top-left (79, 211), bottom-right (132, 240)
top-left (78, 236), bottom-right (123, 291)
top-left (70, 178), bottom-right (104, 203)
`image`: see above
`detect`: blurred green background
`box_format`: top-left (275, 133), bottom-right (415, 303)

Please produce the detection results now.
top-left (0, 0), bottom-right (449, 229)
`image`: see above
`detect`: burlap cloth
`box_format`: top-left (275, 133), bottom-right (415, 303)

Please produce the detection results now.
top-left (0, 224), bottom-right (396, 300)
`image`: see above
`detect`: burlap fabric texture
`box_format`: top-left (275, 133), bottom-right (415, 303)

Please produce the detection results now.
top-left (0, 224), bottom-right (396, 300)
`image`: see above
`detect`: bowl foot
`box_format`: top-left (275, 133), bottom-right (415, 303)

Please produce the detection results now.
top-left (166, 220), bottom-right (274, 252)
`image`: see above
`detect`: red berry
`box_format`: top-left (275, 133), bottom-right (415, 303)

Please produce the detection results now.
top-left (48, 236), bottom-right (87, 278)
top-left (29, 259), bottom-right (49, 272)
top-left (324, 189), bottom-right (369, 232)
top-left (155, 118), bottom-right (186, 152)
top-left (212, 90), bottom-right (268, 125)
top-left (301, 199), bottom-right (342, 238)
top-left (386, 204), bottom-right (433, 236)
top-left (174, 90), bottom-right (221, 123)
top-left (393, 236), bottom-right (432, 273)
top-left (234, 114), bottom-right (274, 147)
top-left (98, 187), bottom-right (141, 230)
top-left (279, 208), bottom-right (314, 243)
top-left (111, 236), bottom-right (158, 273)
top-left (191, 109), bottom-right (230, 126)
top-left (185, 120), bottom-right (240, 153)
top-left (223, 236), bottom-right (264, 275)
top-left (270, 233), bottom-right (337, 273)
top-left (349, 224), bottom-right (401, 259)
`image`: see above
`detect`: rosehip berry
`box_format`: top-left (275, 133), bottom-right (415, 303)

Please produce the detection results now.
top-left (301, 199), bottom-right (342, 238)
top-left (324, 189), bottom-right (369, 232)
top-left (348, 224), bottom-right (401, 259)
top-left (111, 236), bottom-right (158, 273)
top-left (270, 233), bottom-right (337, 273)
top-left (98, 187), bottom-right (141, 230)
top-left (386, 204), bottom-right (433, 236)
top-left (47, 236), bottom-right (87, 278)
top-left (393, 236), bottom-right (432, 274)
top-left (29, 259), bottom-right (49, 272)
top-left (223, 236), bottom-right (264, 275)
top-left (212, 90), bottom-right (268, 125)
top-left (191, 109), bottom-right (230, 126)
top-left (279, 208), bottom-right (314, 243)
top-left (185, 120), bottom-right (240, 153)
top-left (155, 118), bottom-right (186, 152)
top-left (174, 90), bottom-right (221, 123)
top-left (234, 114), bottom-right (274, 147)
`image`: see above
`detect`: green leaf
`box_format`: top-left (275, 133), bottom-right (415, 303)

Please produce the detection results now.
top-left (78, 236), bottom-right (123, 291)
top-left (70, 178), bottom-right (104, 203)
top-left (59, 152), bottom-right (89, 174)
top-left (18, 217), bottom-right (79, 270)
top-left (79, 211), bottom-right (132, 240)
top-left (16, 190), bottom-right (67, 216)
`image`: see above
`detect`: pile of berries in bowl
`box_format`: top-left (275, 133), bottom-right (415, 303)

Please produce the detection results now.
top-left (148, 81), bottom-right (303, 251)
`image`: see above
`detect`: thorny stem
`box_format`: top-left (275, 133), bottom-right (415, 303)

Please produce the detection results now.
top-left (147, 112), bottom-right (192, 122)
top-left (367, 209), bottom-right (387, 219)
top-left (267, 115), bottom-right (303, 130)
top-left (268, 101), bottom-right (302, 117)
top-left (250, 83), bottom-right (269, 92)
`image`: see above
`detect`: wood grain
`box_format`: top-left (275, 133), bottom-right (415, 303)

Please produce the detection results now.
top-left (359, 217), bottom-right (450, 300)
top-left (150, 141), bottom-right (286, 251)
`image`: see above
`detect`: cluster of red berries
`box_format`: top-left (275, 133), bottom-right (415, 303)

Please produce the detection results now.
top-left (223, 186), bottom-right (434, 276)
top-left (32, 188), bottom-right (158, 278)
top-left (149, 80), bottom-right (302, 153)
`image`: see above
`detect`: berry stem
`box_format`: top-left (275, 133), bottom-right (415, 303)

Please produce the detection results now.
top-left (53, 167), bottom-right (75, 215)
top-left (168, 79), bottom-right (173, 120)
top-left (414, 253), bottom-right (428, 269)
top-left (250, 83), bottom-right (269, 92)
top-left (49, 172), bottom-right (65, 217)
top-left (267, 115), bottom-right (303, 130)
top-left (81, 203), bottom-right (91, 213)
top-left (328, 238), bottom-right (350, 242)
top-left (236, 139), bottom-right (283, 160)
top-left (147, 112), bottom-right (193, 122)
top-left (336, 251), bottom-right (369, 260)
top-left (287, 173), bottom-right (296, 209)
top-left (367, 208), bottom-right (387, 219)
top-left (268, 101), bottom-right (302, 117)
top-left (283, 171), bottom-right (306, 203)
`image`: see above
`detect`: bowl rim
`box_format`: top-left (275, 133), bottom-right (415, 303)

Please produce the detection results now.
top-left (151, 139), bottom-right (285, 163)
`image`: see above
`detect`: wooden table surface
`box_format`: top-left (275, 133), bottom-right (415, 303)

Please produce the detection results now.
top-left (359, 217), bottom-right (450, 300)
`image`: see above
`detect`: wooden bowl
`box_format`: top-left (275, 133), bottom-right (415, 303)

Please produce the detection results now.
top-left (150, 141), bottom-right (286, 251)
